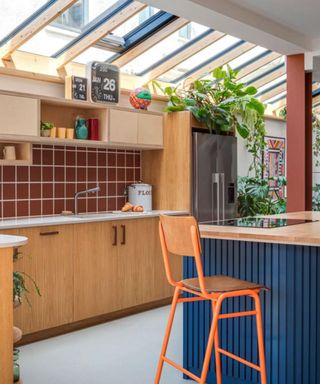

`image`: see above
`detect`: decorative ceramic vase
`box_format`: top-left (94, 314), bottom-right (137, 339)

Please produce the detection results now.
top-left (75, 117), bottom-right (88, 140)
top-left (129, 87), bottom-right (152, 110)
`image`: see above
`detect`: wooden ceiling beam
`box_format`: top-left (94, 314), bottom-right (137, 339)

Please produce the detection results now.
top-left (236, 52), bottom-right (283, 80)
top-left (112, 18), bottom-right (189, 68)
top-left (56, 1), bottom-right (147, 70)
top-left (250, 66), bottom-right (286, 89)
top-left (313, 95), bottom-right (320, 106)
top-left (145, 30), bottom-right (225, 81)
top-left (186, 42), bottom-right (255, 82)
top-left (259, 83), bottom-right (286, 102)
top-left (0, 0), bottom-right (78, 61)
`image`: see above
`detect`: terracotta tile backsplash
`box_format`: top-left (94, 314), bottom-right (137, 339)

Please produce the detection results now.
top-left (0, 145), bottom-right (141, 218)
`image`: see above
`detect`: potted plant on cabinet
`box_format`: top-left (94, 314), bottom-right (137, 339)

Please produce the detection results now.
top-left (152, 65), bottom-right (265, 139)
top-left (40, 121), bottom-right (54, 137)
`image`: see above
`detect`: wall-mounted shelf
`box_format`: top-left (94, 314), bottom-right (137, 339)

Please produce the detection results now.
top-left (0, 142), bottom-right (32, 165)
top-left (0, 134), bottom-right (163, 151)
top-left (0, 91), bottom-right (164, 151)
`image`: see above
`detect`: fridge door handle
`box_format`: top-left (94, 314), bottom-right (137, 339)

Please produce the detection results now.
top-left (212, 173), bottom-right (220, 222)
top-left (220, 173), bottom-right (225, 221)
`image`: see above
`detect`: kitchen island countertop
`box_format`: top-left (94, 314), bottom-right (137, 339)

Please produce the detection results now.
top-left (199, 211), bottom-right (320, 246)
top-left (0, 210), bottom-right (188, 230)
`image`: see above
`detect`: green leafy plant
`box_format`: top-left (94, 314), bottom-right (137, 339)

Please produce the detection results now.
top-left (238, 176), bottom-right (287, 217)
top-left (313, 184), bottom-right (320, 211)
top-left (152, 65), bottom-right (265, 139)
top-left (313, 114), bottom-right (320, 167)
top-left (279, 106), bottom-right (287, 119)
top-left (13, 249), bottom-right (40, 305)
top-left (40, 121), bottom-right (54, 130)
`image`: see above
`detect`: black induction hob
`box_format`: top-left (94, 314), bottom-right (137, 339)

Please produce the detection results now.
top-left (201, 217), bottom-right (317, 228)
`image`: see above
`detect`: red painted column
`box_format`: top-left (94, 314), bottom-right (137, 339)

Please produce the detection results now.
top-left (286, 54), bottom-right (312, 212)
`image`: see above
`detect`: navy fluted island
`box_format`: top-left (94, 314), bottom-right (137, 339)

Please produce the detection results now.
top-left (183, 212), bottom-right (320, 384)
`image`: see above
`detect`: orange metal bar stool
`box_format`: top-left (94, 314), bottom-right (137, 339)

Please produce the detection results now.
top-left (155, 215), bottom-right (268, 384)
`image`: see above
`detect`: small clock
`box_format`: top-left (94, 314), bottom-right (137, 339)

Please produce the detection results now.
top-left (65, 75), bottom-right (87, 101)
top-left (86, 62), bottom-right (120, 104)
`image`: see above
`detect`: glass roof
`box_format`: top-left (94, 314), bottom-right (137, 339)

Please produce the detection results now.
top-left (226, 46), bottom-right (268, 69)
top-left (200, 46), bottom-right (269, 81)
top-left (18, 1), bottom-right (160, 61)
top-left (112, 6), bottom-right (160, 37)
top-left (241, 56), bottom-right (286, 85)
top-left (265, 91), bottom-right (287, 104)
top-left (0, 0), bottom-right (50, 43)
top-left (256, 74), bottom-right (287, 95)
top-left (158, 35), bottom-right (240, 83)
top-left (120, 22), bottom-right (210, 76)
top-left (19, 0), bottom-right (122, 57)
top-left (0, 0), bottom-right (288, 108)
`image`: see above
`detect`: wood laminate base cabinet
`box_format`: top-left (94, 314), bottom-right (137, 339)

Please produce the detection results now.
top-left (14, 226), bottom-right (74, 334)
top-left (7, 217), bottom-right (181, 335)
top-left (74, 218), bottom-right (181, 322)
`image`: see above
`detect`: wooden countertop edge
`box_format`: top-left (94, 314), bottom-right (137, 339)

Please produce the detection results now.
top-left (199, 212), bottom-right (320, 247)
top-left (200, 230), bottom-right (320, 247)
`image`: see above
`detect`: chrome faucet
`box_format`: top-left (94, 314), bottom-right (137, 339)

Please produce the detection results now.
top-left (74, 185), bottom-right (100, 215)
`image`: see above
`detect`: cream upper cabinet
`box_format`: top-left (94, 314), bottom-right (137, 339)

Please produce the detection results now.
top-left (107, 108), bottom-right (139, 144)
top-left (0, 94), bottom-right (39, 136)
top-left (106, 108), bottom-right (163, 147)
top-left (138, 113), bottom-right (163, 146)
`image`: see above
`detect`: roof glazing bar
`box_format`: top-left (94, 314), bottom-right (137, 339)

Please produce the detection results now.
top-left (136, 28), bottom-right (214, 77)
top-left (51, 0), bottom-right (133, 58)
top-left (0, 0), bottom-right (57, 47)
top-left (107, 11), bottom-right (177, 63)
top-left (172, 39), bottom-right (246, 83)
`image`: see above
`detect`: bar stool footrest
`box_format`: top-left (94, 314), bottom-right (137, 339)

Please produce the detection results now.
top-left (217, 348), bottom-right (261, 372)
top-left (162, 356), bottom-right (201, 382)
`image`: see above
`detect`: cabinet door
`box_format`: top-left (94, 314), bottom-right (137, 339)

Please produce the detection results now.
top-left (117, 218), bottom-right (182, 309)
top-left (108, 109), bottom-right (138, 144)
top-left (73, 221), bottom-right (120, 321)
top-left (138, 114), bottom-right (163, 146)
top-left (14, 225), bottom-right (74, 334)
top-left (0, 94), bottom-right (39, 136)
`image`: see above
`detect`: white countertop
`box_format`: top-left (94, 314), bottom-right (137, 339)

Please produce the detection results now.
top-left (0, 210), bottom-right (188, 230)
top-left (0, 234), bottom-right (28, 248)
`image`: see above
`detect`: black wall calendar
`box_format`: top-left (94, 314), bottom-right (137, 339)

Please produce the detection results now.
top-left (86, 62), bottom-right (120, 104)
top-left (65, 75), bottom-right (87, 101)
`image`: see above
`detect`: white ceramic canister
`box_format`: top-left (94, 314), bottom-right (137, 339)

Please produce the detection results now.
top-left (128, 183), bottom-right (152, 211)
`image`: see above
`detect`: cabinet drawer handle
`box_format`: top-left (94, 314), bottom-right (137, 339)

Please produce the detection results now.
top-left (121, 225), bottom-right (126, 245)
top-left (40, 231), bottom-right (59, 236)
top-left (112, 225), bottom-right (117, 246)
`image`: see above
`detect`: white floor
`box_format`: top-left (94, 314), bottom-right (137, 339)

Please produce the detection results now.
top-left (20, 305), bottom-right (190, 384)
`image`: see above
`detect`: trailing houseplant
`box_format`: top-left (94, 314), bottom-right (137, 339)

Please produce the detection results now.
top-left (13, 249), bottom-right (40, 306)
top-left (152, 65), bottom-right (265, 139)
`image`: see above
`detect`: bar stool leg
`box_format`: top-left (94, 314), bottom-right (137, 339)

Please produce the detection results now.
top-left (212, 301), bottom-right (222, 384)
top-left (253, 293), bottom-right (267, 384)
top-left (199, 298), bottom-right (222, 384)
top-left (154, 287), bottom-right (180, 384)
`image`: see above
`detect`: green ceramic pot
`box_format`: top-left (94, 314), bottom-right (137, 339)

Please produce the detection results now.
top-left (75, 117), bottom-right (88, 140)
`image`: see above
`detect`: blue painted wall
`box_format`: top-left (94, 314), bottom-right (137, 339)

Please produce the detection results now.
top-left (183, 239), bottom-right (320, 383)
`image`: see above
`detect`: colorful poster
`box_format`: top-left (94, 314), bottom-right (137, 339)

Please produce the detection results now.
top-left (263, 136), bottom-right (286, 200)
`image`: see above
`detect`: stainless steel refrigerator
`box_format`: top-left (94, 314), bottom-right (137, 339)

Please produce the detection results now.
top-left (192, 132), bottom-right (237, 222)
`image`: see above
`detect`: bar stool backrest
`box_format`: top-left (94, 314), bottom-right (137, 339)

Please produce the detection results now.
top-left (159, 215), bottom-right (208, 295)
